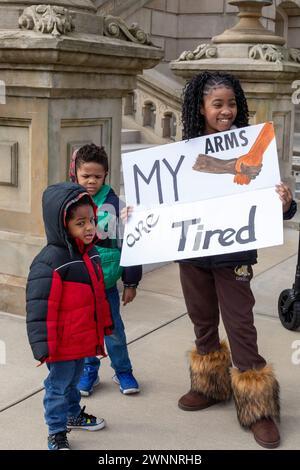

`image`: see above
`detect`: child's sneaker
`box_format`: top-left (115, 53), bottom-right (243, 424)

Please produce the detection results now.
top-left (48, 431), bottom-right (70, 450)
top-left (67, 406), bottom-right (105, 431)
top-left (113, 372), bottom-right (140, 395)
top-left (77, 365), bottom-right (100, 397)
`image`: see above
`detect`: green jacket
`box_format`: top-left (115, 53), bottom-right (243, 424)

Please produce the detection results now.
top-left (93, 185), bottom-right (123, 290)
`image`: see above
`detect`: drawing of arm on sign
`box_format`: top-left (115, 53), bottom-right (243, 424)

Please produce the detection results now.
top-left (193, 122), bottom-right (274, 185)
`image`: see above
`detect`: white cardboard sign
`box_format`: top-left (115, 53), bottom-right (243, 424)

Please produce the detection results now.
top-left (121, 123), bottom-right (283, 266)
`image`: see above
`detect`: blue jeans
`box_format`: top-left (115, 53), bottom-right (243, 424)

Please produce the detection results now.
top-left (44, 359), bottom-right (84, 434)
top-left (85, 286), bottom-right (132, 374)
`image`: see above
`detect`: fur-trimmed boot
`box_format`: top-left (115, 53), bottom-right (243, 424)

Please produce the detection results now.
top-left (178, 341), bottom-right (232, 411)
top-left (231, 365), bottom-right (280, 449)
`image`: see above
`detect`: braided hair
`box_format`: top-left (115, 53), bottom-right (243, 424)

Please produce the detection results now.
top-left (182, 71), bottom-right (249, 139)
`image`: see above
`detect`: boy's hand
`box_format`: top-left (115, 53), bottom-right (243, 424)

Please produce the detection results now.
top-left (122, 287), bottom-right (137, 306)
top-left (120, 206), bottom-right (133, 224)
top-left (275, 182), bottom-right (293, 213)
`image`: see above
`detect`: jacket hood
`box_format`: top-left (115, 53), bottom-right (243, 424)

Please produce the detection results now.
top-left (42, 182), bottom-right (97, 246)
top-left (69, 148), bottom-right (78, 183)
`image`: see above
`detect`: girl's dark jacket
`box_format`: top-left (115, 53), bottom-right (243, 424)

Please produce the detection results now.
top-left (179, 200), bottom-right (297, 268)
top-left (26, 183), bottom-right (113, 363)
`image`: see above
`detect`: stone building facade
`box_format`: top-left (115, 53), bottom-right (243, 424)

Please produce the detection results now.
top-left (107, 0), bottom-right (300, 135)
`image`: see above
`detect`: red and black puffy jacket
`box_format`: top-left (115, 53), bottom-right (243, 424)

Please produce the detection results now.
top-left (26, 182), bottom-right (113, 363)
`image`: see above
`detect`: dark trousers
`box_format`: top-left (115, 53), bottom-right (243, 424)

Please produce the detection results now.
top-left (179, 263), bottom-right (266, 371)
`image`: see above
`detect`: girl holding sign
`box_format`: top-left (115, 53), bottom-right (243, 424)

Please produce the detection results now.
top-left (178, 71), bottom-right (296, 449)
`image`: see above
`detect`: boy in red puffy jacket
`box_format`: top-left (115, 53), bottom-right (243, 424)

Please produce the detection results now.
top-left (26, 182), bottom-right (113, 450)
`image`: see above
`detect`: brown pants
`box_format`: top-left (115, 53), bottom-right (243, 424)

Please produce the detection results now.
top-left (179, 263), bottom-right (266, 371)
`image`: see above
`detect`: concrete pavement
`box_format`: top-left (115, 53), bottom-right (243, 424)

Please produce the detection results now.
top-left (0, 226), bottom-right (300, 450)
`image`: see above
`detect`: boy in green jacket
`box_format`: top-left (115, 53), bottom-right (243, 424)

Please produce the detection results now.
top-left (70, 144), bottom-right (142, 396)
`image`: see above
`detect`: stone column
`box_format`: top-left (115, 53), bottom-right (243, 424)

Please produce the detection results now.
top-left (0, 2), bottom-right (163, 314)
top-left (171, 0), bottom-right (300, 189)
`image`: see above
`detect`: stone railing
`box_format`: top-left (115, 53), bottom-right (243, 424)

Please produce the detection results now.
top-left (123, 71), bottom-right (183, 143)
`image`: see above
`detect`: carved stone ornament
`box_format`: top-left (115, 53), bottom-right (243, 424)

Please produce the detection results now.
top-left (289, 48), bottom-right (300, 63)
top-left (19, 5), bottom-right (75, 37)
top-left (249, 44), bottom-right (283, 63)
top-left (177, 44), bottom-right (217, 61)
top-left (103, 15), bottom-right (153, 45)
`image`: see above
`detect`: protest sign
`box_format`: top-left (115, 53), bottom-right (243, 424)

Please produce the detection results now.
top-left (121, 123), bottom-right (283, 266)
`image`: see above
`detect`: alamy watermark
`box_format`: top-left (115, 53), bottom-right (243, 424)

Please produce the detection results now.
top-left (0, 340), bottom-right (6, 365)
top-left (0, 79), bottom-right (5, 104)
top-left (291, 339), bottom-right (300, 365)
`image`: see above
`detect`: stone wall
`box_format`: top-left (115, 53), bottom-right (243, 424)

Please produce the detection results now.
top-left (123, 1), bottom-right (236, 63)
top-left (0, 5), bottom-right (163, 314)
top-left (122, 1), bottom-right (300, 62)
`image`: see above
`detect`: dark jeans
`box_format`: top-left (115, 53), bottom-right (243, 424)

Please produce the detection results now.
top-left (179, 263), bottom-right (266, 371)
top-left (44, 359), bottom-right (84, 434)
top-left (85, 286), bottom-right (132, 374)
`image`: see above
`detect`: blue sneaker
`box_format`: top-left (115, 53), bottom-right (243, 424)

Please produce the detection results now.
top-left (48, 431), bottom-right (70, 450)
top-left (113, 372), bottom-right (140, 395)
top-left (77, 366), bottom-right (100, 397)
top-left (67, 406), bottom-right (105, 431)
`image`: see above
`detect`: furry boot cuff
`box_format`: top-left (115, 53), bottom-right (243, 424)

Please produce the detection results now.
top-left (231, 364), bottom-right (280, 428)
top-left (189, 340), bottom-right (232, 401)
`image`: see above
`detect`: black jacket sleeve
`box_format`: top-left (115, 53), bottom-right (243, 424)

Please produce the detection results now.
top-left (283, 199), bottom-right (297, 220)
top-left (26, 260), bottom-right (61, 362)
top-left (122, 265), bottom-right (143, 287)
